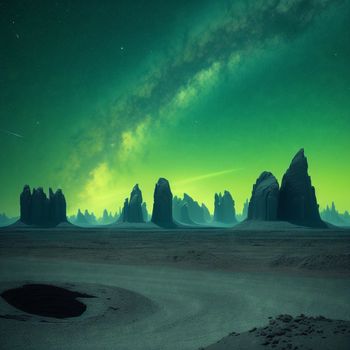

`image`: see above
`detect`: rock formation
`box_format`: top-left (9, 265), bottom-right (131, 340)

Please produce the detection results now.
top-left (213, 191), bottom-right (237, 224)
top-left (84, 210), bottom-right (97, 225)
top-left (172, 196), bottom-right (183, 222)
top-left (30, 187), bottom-right (49, 225)
top-left (242, 199), bottom-right (249, 219)
top-left (77, 209), bottom-right (87, 225)
top-left (213, 193), bottom-right (221, 222)
top-left (237, 199), bottom-right (249, 221)
top-left (248, 172), bottom-right (279, 221)
top-left (180, 204), bottom-right (193, 224)
top-left (71, 209), bottom-right (116, 226)
top-left (183, 193), bottom-right (205, 223)
top-left (151, 178), bottom-right (174, 227)
top-left (127, 184), bottom-right (144, 223)
top-left (141, 202), bottom-right (149, 222)
top-left (0, 213), bottom-right (8, 226)
top-left (0, 213), bottom-right (17, 227)
top-left (73, 209), bottom-right (89, 226)
top-left (277, 149), bottom-right (326, 228)
top-left (99, 209), bottom-right (115, 225)
top-left (320, 202), bottom-right (350, 227)
top-left (19, 185), bottom-right (67, 227)
top-left (119, 184), bottom-right (144, 223)
top-left (49, 188), bottom-right (67, 225)
top-left (120, 198), bottom-right (129, 223)
top-left (201, 203), bottom-right (211, 222)
top-left (101, 209), bottom-right (110, 224)
top-left (173, 194), bottom-right (210, 224)
top-left (20, 185), bottom-right (32, 224)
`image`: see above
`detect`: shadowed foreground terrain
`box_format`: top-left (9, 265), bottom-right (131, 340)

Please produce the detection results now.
top-left (0, 227), bottom-right (349, 350)
top-left (203, 314), bottom-right (350, 350)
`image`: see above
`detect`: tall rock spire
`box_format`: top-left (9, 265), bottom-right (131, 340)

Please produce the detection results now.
top-left (213, 190), bottom-right (237, 224)
top-left (127, 184), bottom-right (144, 223)
top-left (248, 172), bottom-right (279, 221)
top-left (277, 149), bottom-right (326, 228)
top-left (151, 178), bottom-right (174, 227)
top-left (20, 185), bottom-right (32, 225)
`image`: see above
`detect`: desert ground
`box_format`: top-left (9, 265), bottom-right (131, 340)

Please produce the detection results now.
top-left (0, 225), bottom-right (350, 350)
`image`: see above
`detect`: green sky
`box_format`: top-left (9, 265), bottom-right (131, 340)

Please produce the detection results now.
top-left (1, 0), bottom-right (350, 217)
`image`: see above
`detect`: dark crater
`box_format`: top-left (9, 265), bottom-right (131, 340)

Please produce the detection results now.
top-left (1, 284), bottom-right (95, 319)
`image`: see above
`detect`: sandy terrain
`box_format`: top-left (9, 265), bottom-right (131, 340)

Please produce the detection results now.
top-left (203, 314), bottom-right (350, 350)
top-left (0, 227), bottom-right (350, 349)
